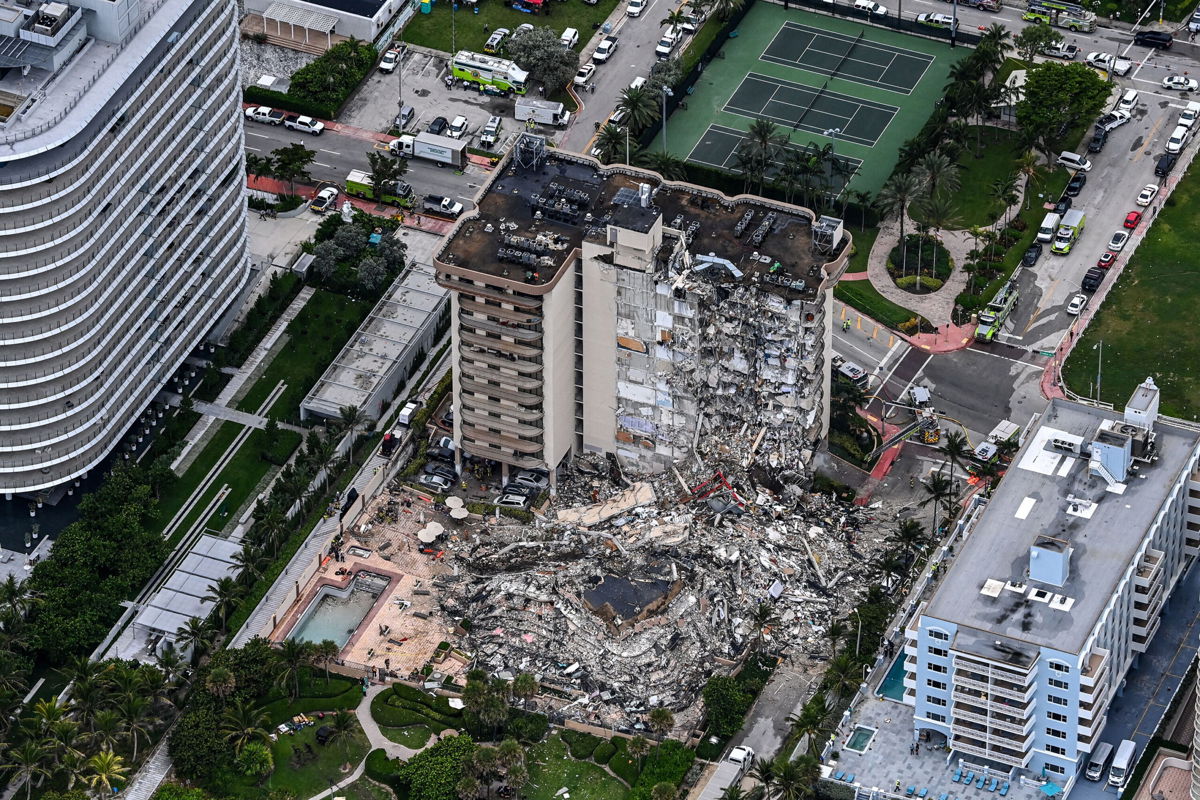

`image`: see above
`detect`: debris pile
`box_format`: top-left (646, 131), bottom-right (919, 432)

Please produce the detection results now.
top-left (438, 454), bottom-right (898, 731)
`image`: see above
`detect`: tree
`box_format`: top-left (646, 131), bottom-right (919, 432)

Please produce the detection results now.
top-left (875, 173), bottom-right (920, 277)
top-left (232, 543), bottom-right (267, 585)
top-left (661, 9), bottom-right (688, 26)
top-left (748, 756), bottom-right (776, 796)
top-left (328, 710), bottom-right (358, 761)
top-left (507, 764), bottom-right (529, 800)
top-left (626, 735), bottom-right (651, 771)
top-left (742, 119), bottom-right (788, 195)
top-left (396, 733), bottom-right (478, 800)
top-left (175, 617), bottom-right (214, 665)
top-left (785, 697), bottom-right (828, 757)
top-left (269, 142), bottom-right (317, 196)
top-left (4, 740), bottom-right (50, 800)
top-left (0, 575), bottom-right (36, 617)
top-left (84, 750), bottom-right (129, 795)
top-left (511, 673), bottom-right (538, 711)
top-left (824, 620), bottom-right (847, 652)
top-left (505, 26), bottom-right (579, 94)
top-left (616, 86), bottom-right (661, 133)
top-left (918, 193), bottom-right (961, 257)
top-left (772, 757), bottom-right (804, 800)
top-left (338, 405), bottom-right (366, 462)
top-left (116, 693), bottom-right (154, 762)
top-left (1014, 23), bottom-right (1062, 62)
top-left (647, 707), bottom-right (674, 740)
top-left (314, 639), bottom-right (341, 684)
top-left (457, 775), bottom-right (481, 800)
top-left (205, 665), bottom-right (237, 700)
top-left (823, 653), bottom-right (861, 700)
top-left (358, 255), bottom-right (387, 292)
top-left (203, 576), bottom-right (243, 631)
top-left (921, 473), bottom-right (956, 540)
top-left (594, 123), bottom-right (628, 164)
top-left (652, 783), bottom-right (678, 800)
top-left (913, 151), bottom-right (960, 201)
top-left (1016, 62), bottom-right (1110, 163)
top-left (708, 0), bottom-right (745, 19)
top-left (275, 639), bottom-right (313, 701)
top-left (221, 698), bottom-right (271, 754)
top-left (245, 153), bottom-right (275, 178)
top-left (939, 430), bottom-right (972, 501)
top-left (636, 150), bottom-right (688, 181)
top-left (702, 676), bottom-right (751, 738)
top-left (235, 741), bottom-right (274, 779)
top-left (366, 149), bottom-right (408, 204)
top-left (888, 518), bottom-right (928, 577)
top-left (88, 709), bottom-right (123, 753)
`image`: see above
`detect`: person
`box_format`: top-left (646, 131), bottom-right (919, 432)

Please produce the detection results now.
top-left (484, 22), bottom-right (489, 31)
top-left (843, 318), bottom-right (851, 331)
top-left (590, 83), bottom-right (595, 94)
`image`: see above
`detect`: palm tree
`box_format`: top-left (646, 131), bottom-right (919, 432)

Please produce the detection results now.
top-left (3, 740), bottom-right (50, 800)
top-left (59, 749), bottom-right (89, 792)
top-left (616, 86), bottom-right (661, 133)
top-left (313, 638), bottom-right (341, 684)
top-left (175, 617), bottom-right (214, 665)
top-left (327, 709), bottom-right (358, 761)
top-left (626, 734), bottom-right (651, 771)
top-left (203, 576), bottom-right (243, 631)
top-left (749, 603), bottom-right (779, 652)
top-left (205, 665), bottom-right (237, 700)
top-left (744, 119), bottom-right (787, 194)
top-left (661, 8), bottom-right (688, 26)
top-left (511, 672), bottom-right (538, 711)
top-left (939, 430), bottom-right (972, 500)
top-left (748, 755), bottom-right (776, 796)
top-left (918, 194), bottom-right (961, 286)
top-left (232, 543), bottom-right (268, 585)
top-left (732, 144), bottom-right (763, 195)
top-left (921, 473), bottom-right (956, 541)
top-left (154, 644), bottom-right (186, 690)
top-left (276, 638), bottom-right (314, 700)
top-left (848, 189), bottom-right (872, 231)
top-left (84, 750), bottom-right (130, 796)
top-left (245, 153), bottom-right (274, 178)
top-left (0, 575), bottom-right (36, 617)
top-left (88, 709), bottom-right (123, 752)
top-left (875, 173), bottom-right (920, 277)
top-left (635, 150), bottom-right (688, 181)
top-left (116, 694), bottom-right (154, 763)
top-left (914, 151), bottom-right (961, 201)
top-left (824, 620), bottom-right (847, 653)
top-left (792, 755), bottom-right (822, 799)
top-left (978, 24), bottom-right (1012, 69)
top-left (338, 405), bottom-right (366, 461)
top-left (221, 697), bottom-right (271, 754)
top-left (507, 764), bottom-right (530, 800)
top-left (990, 174), bottom-right (1019, 229)
top-left (472, 745), bottom-right (500, 791)
top-left (647, 707), bottom-right (674, 740)
top-left (708, 0), bottom-right (745, 19)
top-left (31, 697), bottom-right (69, 733)
top-left (594, 123), bottom-right (629, 164)
top-left (46, 718), bottom-right (85, 767)
top-left (457, 775), bottom-right (481, 800)
top-left (1015, 151), bottom-right (1039, 209)
top-left (773, 757), bottom-right (804, 800)
top-left (496, 737), bottom-right (525, 771)
top-left (824, 653), bottom-right (862, 700)
top-left (785, 698), bottom-right (828, 757)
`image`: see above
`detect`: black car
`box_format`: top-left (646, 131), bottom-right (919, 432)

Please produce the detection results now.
top-left (1021, 243), bottom-right (1043, 268)
top-left (1134, 30), bottom-right (1173, 49)
top-left (1053, 196), bottom-right (1072, 216)
top-left (1065, 173), bottom-right (1087, 197)
top-left (427, 446), bottom-right (456, 463)
top-left (428, 116), bottom-right (449, 135)
top-left (1088, 128), bottom-right (1108, 153)
top-left (423, 461), bottom-right (457, 481)
top-left (1081, 268), bottom-right (1105, 291)
top-left (1155, 152), bottom-right (1178, 177)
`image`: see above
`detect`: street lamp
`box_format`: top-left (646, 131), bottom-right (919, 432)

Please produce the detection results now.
top-left (660, 86), bottom-right (673, 151)
top-left (850, 608), bottom-right (862, 657)
top-left (1094, 340), bottom-right (1103, 403)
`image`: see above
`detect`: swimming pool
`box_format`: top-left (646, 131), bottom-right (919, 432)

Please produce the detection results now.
top-left (845, 725), bottom-right (877, 753)
top-left (879, 652), bottom-right (907, 701)
top-left (289, 572), bottom-right (390, 648)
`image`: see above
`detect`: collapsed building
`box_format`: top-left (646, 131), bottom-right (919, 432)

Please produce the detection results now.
top-left (424, 145), bottom-right (898, 727)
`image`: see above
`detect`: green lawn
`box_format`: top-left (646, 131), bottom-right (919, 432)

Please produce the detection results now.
top-left (156, 422), bottom-right (240, 538)
top-left (341, 776), bottom-right (398, 800)
top-left (916, 126), bottom-right (1028, 229)
top-left (257, 673), bottom-right (364, 726)
top-left (198, 427), bottom-right (303, 533)
top-left (835, 280), bottom-right (921, 330)
top-left (1062, 159), bottom-right (1200, 414)
top-left (237, 290), bottom-right (374, 422)
top-left (402, 0), bottom-right (620, 57)
top-left (526, 735), bottom-right (630, 800)
top-left (224, 722), bottom-right (372, 800)
top-left (381, 724), bottom-right (436, 749)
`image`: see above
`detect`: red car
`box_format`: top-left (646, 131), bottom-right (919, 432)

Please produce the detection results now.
top-left (1124, 211), bottom-right (1143, 229)
top-left (1097, 251), bottom-right (1117, 269)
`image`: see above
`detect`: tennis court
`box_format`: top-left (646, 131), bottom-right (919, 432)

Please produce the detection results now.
top-left (689, 124), bottom-right (864, 186)
top-left (761, 22), bottom-right (934, 95)
top-left (722, 72), bottom-right (897, 146)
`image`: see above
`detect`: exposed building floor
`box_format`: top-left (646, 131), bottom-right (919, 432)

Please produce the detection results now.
top-left (1129, 751), bottom-right (1190, 800)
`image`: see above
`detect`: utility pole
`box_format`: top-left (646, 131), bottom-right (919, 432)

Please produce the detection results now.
top-left (950, 0), bottom-right (958, 47)
top-left (660, 86), bottom-right (673, 151)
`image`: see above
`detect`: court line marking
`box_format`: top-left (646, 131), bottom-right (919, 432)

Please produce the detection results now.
top-left (685, 124), bottom-right (864, 180)
top-left (758, 21), bottom-right (936, 95)
top-left (722, 72), bottom-right (898, 147)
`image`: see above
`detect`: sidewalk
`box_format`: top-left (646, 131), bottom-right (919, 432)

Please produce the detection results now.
top-left (248, 175), bottom-right (457, 236)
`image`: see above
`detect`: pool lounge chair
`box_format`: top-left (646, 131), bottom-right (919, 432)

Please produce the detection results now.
top-left (835, 772), bottom-right (846, 781)
top-left (988, 779), bottom-right (998, 792)
top-left (906, 787), bottom-right (916, 797)
top-left (964, 772), bottom-right (974, 785)
top-left (846, 775), bottom-right (855, 784)
top-left (999, 784), bottom-right (1010, 797)
top-left (918, 789), bottom-right (929, 799)
top-left (939, 793), bottom-right (949, 800)
top-left (975, 776), bottom-right (985, 789)
top-left (953, 769), bottom-right (962, 783)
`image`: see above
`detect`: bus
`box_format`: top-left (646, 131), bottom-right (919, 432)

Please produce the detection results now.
top-left (974, 279), bottom-right (1019, 342)
top-left (450, 51), bottom-right (529, 95)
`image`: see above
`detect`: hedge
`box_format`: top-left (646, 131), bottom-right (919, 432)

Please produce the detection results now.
top-left (609, 737), bottom-right (643, 786)
top-left (243, 86), bottom-right (336, 121)
top-left (366, 748), bottom-right (401, 783)
top-left (592, 739), bottom-right (617, 764)
top-left (562, 729), bottom-right (602, 759)
top-left (628, 740), bottom-right (695, 800)
top-left (507, 709), bottom-right (549, 743)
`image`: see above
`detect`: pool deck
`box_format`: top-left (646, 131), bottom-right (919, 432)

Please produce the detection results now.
top-left (270, 487), bottom-right (466, 680)
top-left (829, 697), bottom-right (1039, 800)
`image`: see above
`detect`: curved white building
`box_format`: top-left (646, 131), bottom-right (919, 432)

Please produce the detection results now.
top-left (0, 0), bottom-right (250, 495)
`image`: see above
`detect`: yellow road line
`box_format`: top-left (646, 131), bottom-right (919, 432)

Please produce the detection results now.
top-left (1133, 115), bottom-right (1167, 163)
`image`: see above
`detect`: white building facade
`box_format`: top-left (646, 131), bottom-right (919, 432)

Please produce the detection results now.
top-left (0, 0), bottom-right (250, 494)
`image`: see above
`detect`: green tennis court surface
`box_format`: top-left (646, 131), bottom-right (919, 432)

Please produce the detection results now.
top-left (723, 72), bottom-right (897, 146)
top-left (761, 22), bottom-right (934, 94)
top-left (666, 4), bottom-right (967, 196)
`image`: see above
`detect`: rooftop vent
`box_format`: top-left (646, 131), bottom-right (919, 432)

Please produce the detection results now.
top-left (1029, 535), bottom-right (1072, 588)
top-left (1124, 376), bottom-right (1160, 431)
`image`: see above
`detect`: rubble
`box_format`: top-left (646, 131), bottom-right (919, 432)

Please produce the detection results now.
top-left (436, 453), bottom-right (899, 732)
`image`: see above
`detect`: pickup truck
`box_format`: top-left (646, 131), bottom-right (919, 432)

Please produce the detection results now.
top-left (1096, 110), bottom-right (1131, 132)
top-left (244, 106), bottom-right (285, 125)
top-left (283, 114), bottom-right (325, 135)
top-left (423, 195), bottom-right (464, 218)
top-left (1085, 52), bottom-right (1132, 76)
top-left (1042, 43), bottom-right (1079, 59)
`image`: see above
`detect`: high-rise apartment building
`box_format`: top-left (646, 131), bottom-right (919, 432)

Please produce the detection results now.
top-left (0, 0), bottom-right (250, 495)
top-left (907, 379), bottom-right (1200, 781)
top-left (433, 135), bottom-right (845, 480)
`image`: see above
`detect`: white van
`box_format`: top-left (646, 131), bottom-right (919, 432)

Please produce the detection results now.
top-left (560, 27), bottom-right (579, 48)
top-left (1037, 212), bottom-right (1062, 243)
top-left (1118, 88), bottom-right (1139, 112)
top-left (1086, 742), bottom-right (1113, 782)
top-left (1057, 151), bottom-right (1093, 171)
top-left (1167, 123), bottom-right (1190, 153)
top-left (397, 401), bottom-right (420, 427)
top-left (1108, 739), bottom-right (1137, 788)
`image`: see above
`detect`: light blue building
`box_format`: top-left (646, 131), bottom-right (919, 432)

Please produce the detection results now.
top-left (905, 379), bottom-right (1200, 783)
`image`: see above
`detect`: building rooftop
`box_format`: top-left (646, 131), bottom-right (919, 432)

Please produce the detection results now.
top-left (924, 398), bottom-right (1200, 656)
top-left (437, 143), bottom-right (840, 298)
top-left (299, 0), bottom-right (389, 18)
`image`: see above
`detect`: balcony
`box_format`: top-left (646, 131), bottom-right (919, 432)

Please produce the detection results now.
top-left (952, 687), bottom-right (1032, 716)
top-left (440, 277), bottom-right (543, 308)
top-left (1135, 549), bottom-right (1164, 583)
top-left (459, 314), bottom-right (543, 342)
top-left (460, 330), bottom-right (542, 357)
top-left (460, 299), bottom-right (542, 325)
top-left (459, 422), bottom-right (543, 454)
top-left (1080, 649), bottom-right (1110, 688)
top-left (949, 736), bottom-right (1026, 767)
top-left (950, 704), bottom-right (1031, 735)
top-left (1133, 616), bottom-right (1161, 650)
top-left (457, 394), bottom-right (543, 423)
top-left (951, 721), bottom-right (1033, 750)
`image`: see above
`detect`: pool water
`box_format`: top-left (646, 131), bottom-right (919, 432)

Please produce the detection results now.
top-left (845, 725), bottom-right (876, 753)
top-left (879, 652), bottom-right (907, 701)
top-left (289, 574), bottom-right (386, 648)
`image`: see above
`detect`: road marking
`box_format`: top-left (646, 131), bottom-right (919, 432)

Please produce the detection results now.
top-left (1134, 114), bottom-right (1167, 162)
top-left (1022, 274), bottom-right (1061, 334)
top-left (246, 144), bottom-right (263, 152)
top-left (878, 339), bottom-right (904, 374)
top-left (245, 131), bottom-right (272, 139)
top-left (968, 346), bottom-right (1039, 367)
top-left (834, 335), bottom-right (882, 366)
top-left (319, 148), bottom-right (342, 155)
top-left (315, 161), bottom-right (334, 168)
top-left (894, 353), bottom-right (933, 405)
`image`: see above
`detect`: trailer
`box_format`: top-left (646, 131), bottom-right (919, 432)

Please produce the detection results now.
top-left (515, 97), bottom-right (572, 127)
top-left (388, 132), bottom-right (468, 167)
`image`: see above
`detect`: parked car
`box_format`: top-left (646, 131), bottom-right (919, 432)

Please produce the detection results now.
top-left (379, 49), bottom-right (401, 73)
top-left (1066, 293), bottom-right (1088, 315)
top-left (484, 28), bottom-right (509, 53)
top-left (510, 471), bottom-right (549, 490)
top-left (424, 461), bottom-right (458, 481)
top-left (427, 116), bottom-right (449, 135)
top-left (1042, 43), bottom-right (1079, 59)
top-left (309, 185), bottom-right (338, 213)
top-left (434, 435), bottom-right (455, 451)
top-left (1096, 110), bottom-right (1131, 132)
top-left (627, 0), bottom-right (646, 15)
top-left (1134, 30), bottom-right (1173, 48)
top-left (1162, 75), bottom-right (1198, 91)
top-left (495, 493), bottom-right (531, 509)
top-left (1065, 173), bottom-right (1087, 197)
top-left (574, 63), bottom-right (596, 86)
top-left (448, 115), bottom-right (469, 138)
top-left (1053, 196), bottom-right (1072, 216)
top-left (1021, 243), bottom-right (1043, 267)
top-left (1081, 267), bottom-right (1106, 291)
top-left (1155, 152), bottom-right (1178, 177)
top-left (1124, 210), bottom-right (1143, 229)
top-left (916, 12), bottom-right (954, 26)
top-left (1108, 230), bottom-right (1130, 251)
top-left (502, 483), bottom-right (541, 498)
top-left (1097, 251), bottom-right (1117, 269)
top-left (1136, 184), bottom-right (1160, 206)
top-left (593, 35), bottom-right (618, 62)
top-left (427, 446), bottom-right (456, 463)
top-left (1088, 128), bottom-right (1108, 153)
top-left (417, 474), bottom-right (452, 492)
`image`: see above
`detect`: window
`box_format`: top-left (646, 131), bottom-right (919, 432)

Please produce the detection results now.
top-left (1049, 661), bottom-right (1071, 673)
top-left (928, 663), bottom-right (948, 674)
top-left (1045, 728), bottom-right (1067, 740)
top-left (927, 679), bottom-right (947, 690)
top-left (1044, 760), bottom-right (1066, 771)
top-left (1048, 695), bottom-right (1068, 707)
top-left (927, 695), bottom-right (947, 707)
top-left (928, 712), bottom-right (946, 723)
top-left (930, 647), bottom-right (949, 658)
top-left (930, 629), bottom-right (950, 641)
top-left (1048, 678), bottom-right (1069, 690)
top-left (1047, 712), bottom-right (1068, 723)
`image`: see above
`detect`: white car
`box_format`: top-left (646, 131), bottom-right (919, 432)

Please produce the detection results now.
top-left (447, 115), bottom-right (469, 139)
top-left (1162, 75), bottom-right (1199, 91)
top-left (1108, 230), bottom-right (1130, 252)
top-left (494, 493), bottom-right (530, 509)
top-left (417, 474), bottom-right (452, 492)
top-left (379, 49), bottom-right (401, 73)
top-left (574, 63), bottom-right (596, 86)
top-left (916, 12), bottom-right (954, 26)
top-left (510, 471), bottom-right (549, 490)
top-left (593, 35), bottom-right (618, 62)
top-left (1136, 184), bottom-right (1160, 207)
top-left (1166, 123), bottom-right (1190, 153)
top-left (1095, 110), bottom-right (1131, 132)
top-left (1066, 294), bottom-right (1088, 316)
top-left (309, 186), bottom-right (338, 213)
top-left (627, 0), bottom-right (646, 15)
top-left (1085, 52), bottom-right (1132, 76)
